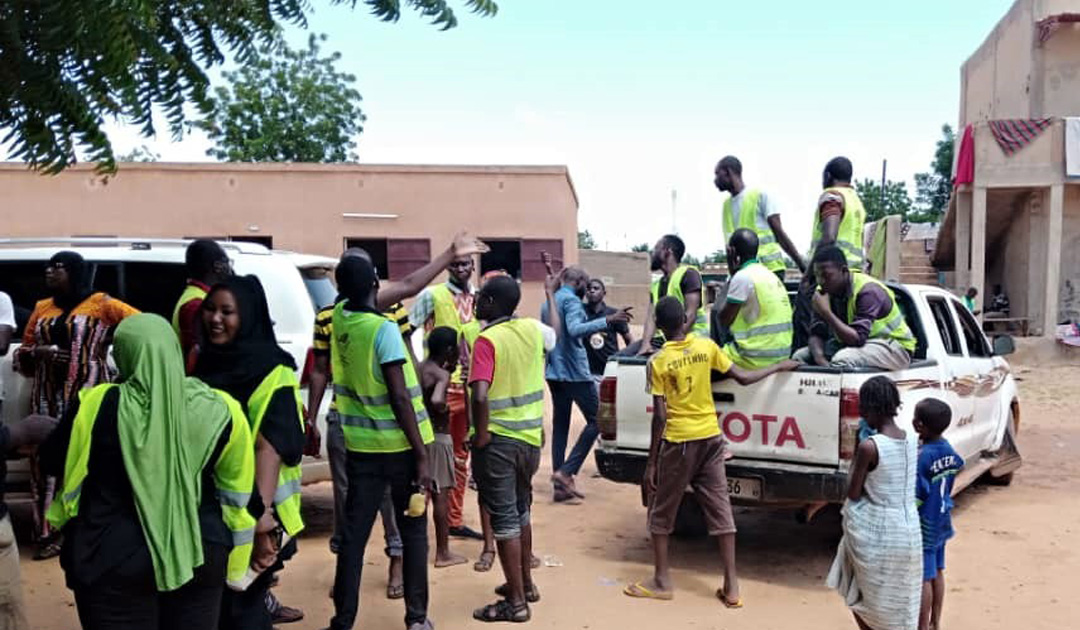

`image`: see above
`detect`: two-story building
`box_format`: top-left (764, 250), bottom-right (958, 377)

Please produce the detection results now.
top-left (933, 0), bottom-right (1080, 336)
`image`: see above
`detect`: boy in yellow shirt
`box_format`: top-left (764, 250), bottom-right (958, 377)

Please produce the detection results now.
top-left (625, 296), bottom-right (797, 606)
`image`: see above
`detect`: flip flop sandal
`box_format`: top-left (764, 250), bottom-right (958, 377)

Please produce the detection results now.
top-left (473, 599), bottom-right (530, 623)
top-left (623, 581), bottom-right (674, 600)
top-left (716, 589), bottom-right (743, 609)
top-left (495, 583), bottom-right (541, 603)
top-left (387, 583), bottom-right (405, 600)
top-left (474, 549), bottom-right (496, 572)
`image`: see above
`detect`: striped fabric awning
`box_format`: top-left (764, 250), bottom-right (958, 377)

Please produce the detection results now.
top-left (988, 118), bottom-right (1053, 156)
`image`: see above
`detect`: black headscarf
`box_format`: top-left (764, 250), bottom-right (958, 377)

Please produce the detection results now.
top-left (48, 251), bottom-right (95, 349)
top-left (193, 275), bottom-right (296, 403)
top-left (50, 251), bottom-right (94, 311)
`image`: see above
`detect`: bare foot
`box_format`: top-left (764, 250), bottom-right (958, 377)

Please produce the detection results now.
top-left (434, 551), bottom-right (469, 568)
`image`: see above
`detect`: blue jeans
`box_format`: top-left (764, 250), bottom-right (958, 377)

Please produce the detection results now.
top-left (547, 380), bottom-right (599, 477)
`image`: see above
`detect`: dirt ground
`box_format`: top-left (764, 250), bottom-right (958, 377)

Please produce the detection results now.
top-left (15, 364), bottom-right (1080, 630)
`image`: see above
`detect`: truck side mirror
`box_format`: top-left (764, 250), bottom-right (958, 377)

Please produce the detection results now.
top-left (992, 335), bottom-right (1015, 356)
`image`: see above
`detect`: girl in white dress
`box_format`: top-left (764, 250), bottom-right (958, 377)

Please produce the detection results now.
top-left (827, 376), bottom-right (921, 630)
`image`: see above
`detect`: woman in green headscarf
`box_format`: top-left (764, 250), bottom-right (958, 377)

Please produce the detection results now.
top-left (41, 313), bottom-right (257, 630)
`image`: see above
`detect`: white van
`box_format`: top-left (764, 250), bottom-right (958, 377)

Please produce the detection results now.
top-left (0, 238), bottom-right (337, 494)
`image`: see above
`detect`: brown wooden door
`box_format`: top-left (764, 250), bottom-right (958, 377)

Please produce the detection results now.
top-left (520, 239), bottom-right (564, 281)
top-left (387, 238), bottom-right (432, 280)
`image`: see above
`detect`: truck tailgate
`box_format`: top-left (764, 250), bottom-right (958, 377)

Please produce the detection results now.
top-left (715, 372), bottom-right (841, 466)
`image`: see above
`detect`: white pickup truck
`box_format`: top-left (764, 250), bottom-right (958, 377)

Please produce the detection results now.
top-left (595, 283), bottom-right (1022, 531)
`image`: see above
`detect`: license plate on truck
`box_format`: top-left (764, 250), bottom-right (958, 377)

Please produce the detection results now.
top-left (727, 477), bottom-right (762, 500)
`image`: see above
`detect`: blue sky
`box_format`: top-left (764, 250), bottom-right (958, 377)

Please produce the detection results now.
top-left (105, 0), bottom-right (1017, 258)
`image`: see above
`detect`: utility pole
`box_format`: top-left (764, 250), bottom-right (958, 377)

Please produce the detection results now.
top-left (880, 159), bottom-right (887, 214)
top-left (671, 188), bottom-right (678, 233)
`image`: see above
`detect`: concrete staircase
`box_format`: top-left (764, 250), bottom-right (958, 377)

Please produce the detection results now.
top-left (899, 240), bottom-right (940, 285)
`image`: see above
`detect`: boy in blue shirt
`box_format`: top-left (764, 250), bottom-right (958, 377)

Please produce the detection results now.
top-left (913, 398), bottom-right (965, 630)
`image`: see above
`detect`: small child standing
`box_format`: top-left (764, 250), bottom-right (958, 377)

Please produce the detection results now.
top-left (827, 376), bottom-right (922, 630)
top-left (420, 326), bottom-right (469, 568)
top-left (913, 399), bottom-right (965, 630)
top-left (625, 296), bottom-right (797, 605)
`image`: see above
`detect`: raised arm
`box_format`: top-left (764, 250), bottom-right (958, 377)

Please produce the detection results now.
top-left (378, 232), bottom-right (488, 309)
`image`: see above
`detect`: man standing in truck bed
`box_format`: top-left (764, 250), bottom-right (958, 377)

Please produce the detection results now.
top-left (714, 155), bottom-right (805, 282)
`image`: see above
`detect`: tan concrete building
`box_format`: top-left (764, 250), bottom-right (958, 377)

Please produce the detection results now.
top-left (933, 0), bottom-right (1080, 336)
top-left (0, 162), bottom-right (579, 316)
top-left (577, 250), bottom-right (651, 317)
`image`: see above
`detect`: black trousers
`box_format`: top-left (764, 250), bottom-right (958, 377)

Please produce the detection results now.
top-left (330, 450), bottom-right (429, 630)
top-left (74, 543), bottom-right (227, 630)
top-left (219, 538), bottom-right (297, 630)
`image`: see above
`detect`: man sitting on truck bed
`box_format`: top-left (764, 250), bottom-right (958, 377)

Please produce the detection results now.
top-left (716, 228), bottom-right (794, 369)
top-left (793, 244), bottom-right (916, 371)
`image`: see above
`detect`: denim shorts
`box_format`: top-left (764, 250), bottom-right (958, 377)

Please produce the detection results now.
top-left (472, 434), bottom-right (541, 540)
top-left (923, 543), bottom-right (946, 581)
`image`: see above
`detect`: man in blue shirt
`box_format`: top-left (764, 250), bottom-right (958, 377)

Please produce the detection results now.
top-left (542, 267), bottom-right (631, 502)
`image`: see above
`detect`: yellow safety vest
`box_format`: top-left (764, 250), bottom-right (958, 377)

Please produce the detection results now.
top-left (46, 384), bottom-right (258, 583)
top-left (247, 365), bottom-right (306, 537)
top-left (479, 319), bottom-right (546, 447)
top-left (845, 272), bottom-right (917, 352)
top-left (171, 283), bottom-right (208, 337)
top-left (429, 283), bottom-right (474, 384)
top-left (723, 261), bottom-right (794, 368)
top-left (723, 189), bottom-right (785, 273)
top-left (650, 265), bottom-right (709, 339)
top-left (810, 186), bottom-right (867, 268)
top-left (332, 303), bottom-right (434, 454)
top-left (211, 390), bottom-right (258, 583)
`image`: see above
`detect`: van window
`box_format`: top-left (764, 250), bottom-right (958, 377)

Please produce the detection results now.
top-left (953, 299), bottom-right (991, 357)
top-left (0, 262), bottom-right (48, 313)
top-left (123, 263), bottom-right (190, 318)
top-left (298, 267), bottom-right (337, 310)
top-left (927, 297), bottom-right (962, 356)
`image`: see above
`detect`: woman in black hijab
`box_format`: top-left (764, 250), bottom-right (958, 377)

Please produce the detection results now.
top-left (14, 250), bottom-right (139, 559)
top-left (193, 275), bottom-right (306, 630)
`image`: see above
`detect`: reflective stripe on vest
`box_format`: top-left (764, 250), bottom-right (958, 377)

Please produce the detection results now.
top-left (429, 283), bottom-right (475, 384)
top-left (45, 384), bottom-right (115, 531)
top-left (650, 265), bottom-right (709, 339)
top-left (480, 319), bottom-right (546, 447)
top-left (46, 384), bottom-right (256, 583)
top-left (724, 262), bottom-right (794, 368)
top-left (845, 272), bottom-right (917, 352)
top-left (210, 389), bottom-right (258, 583)
top-left (332, 303), bottom-right (435, 454)
top-left (247, 365), bottom-right (306, 537)
top-left (171, 284), bottom-right (208, 337)
top-left (723, 190), bottom-right (785, 272)
top-left (809, 187), bottom-right (867, 268)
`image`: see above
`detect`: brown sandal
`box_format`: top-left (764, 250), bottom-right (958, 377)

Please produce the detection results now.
top-left (495, 583), bottom-right (540, 603)
top-left (473, 599), bottom-right (530, 623)
top-left (474, 549), bottom-right (496, 572)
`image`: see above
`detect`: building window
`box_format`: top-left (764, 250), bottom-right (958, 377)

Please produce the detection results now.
top-left (481, 240), bottom-right (523, 279)
top-left (480, 238), bottom-right (564, 281)
top-left (343, 238), bottom-right (432, 281)
top-left (228, 235), bottom-right (274, 249)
